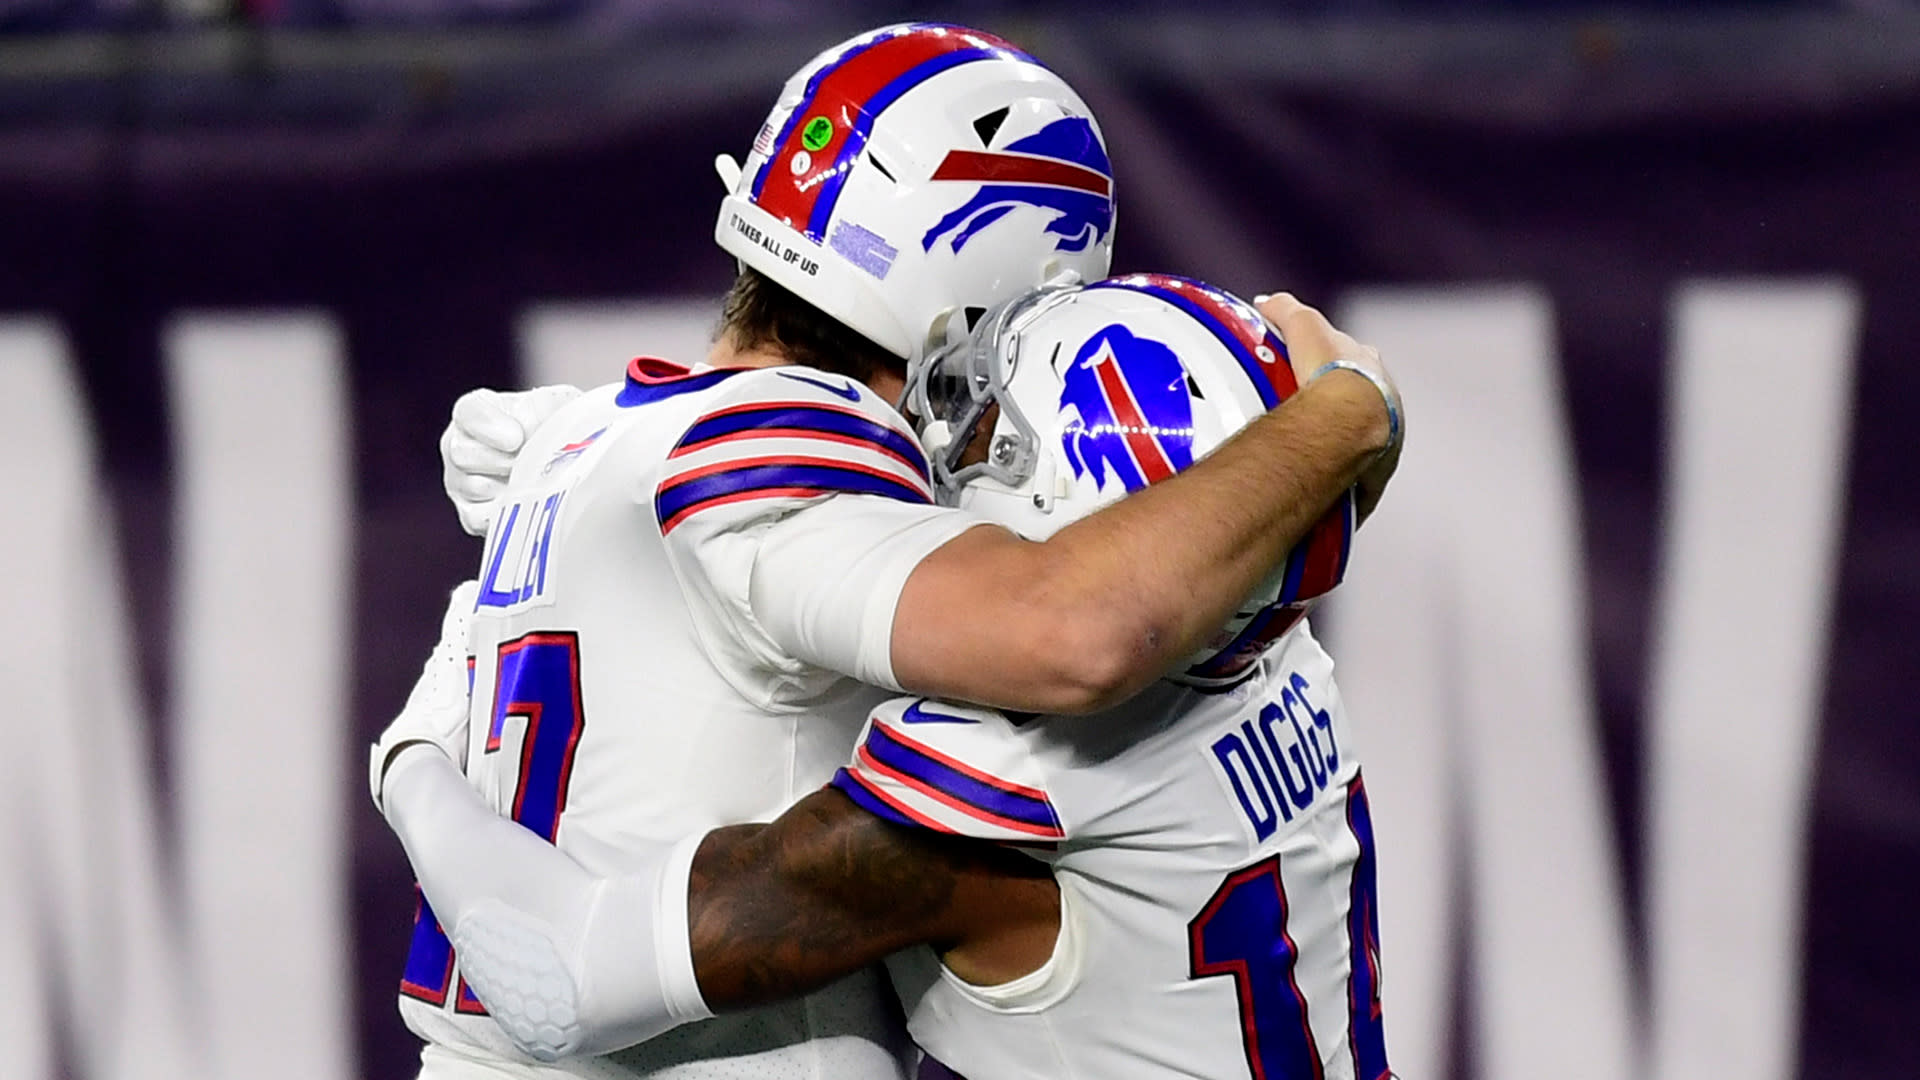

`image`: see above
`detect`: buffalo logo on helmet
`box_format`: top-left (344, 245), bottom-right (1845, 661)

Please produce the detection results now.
top-left (1058, 323), bottom-right (1196, 493)
top-left (922, 117), bottom-right (1114, 256)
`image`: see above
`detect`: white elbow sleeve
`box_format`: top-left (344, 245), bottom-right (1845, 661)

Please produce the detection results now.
top-left (382, 752), bottom-right (711, 1060)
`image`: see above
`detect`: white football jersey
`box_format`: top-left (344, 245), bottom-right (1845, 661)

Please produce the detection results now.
top-left (832, 623), bottom-right (1390, 1080)
top-left (401, 358), bottom-right (979, 1079)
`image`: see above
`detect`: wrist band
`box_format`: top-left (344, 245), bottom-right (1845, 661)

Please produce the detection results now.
top-left (1310, 360), bottom-right (1402, 453)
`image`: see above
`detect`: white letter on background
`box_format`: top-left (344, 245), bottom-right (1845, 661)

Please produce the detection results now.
top-left (0, 320), bottom-right (200, 1080)
top-left (1322, 287), bottom-right (1634, 1080)
top-left (1646, 281), bottom-right (1859, 1080)
top-left (166, 315), bottom-right (354, 1080)
top-left (517, 299), bottom-right (719, 390)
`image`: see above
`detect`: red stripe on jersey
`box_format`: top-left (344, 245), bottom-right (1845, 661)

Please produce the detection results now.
top-left (657, 486), bottom-right (836, 535)
top-left (930, 150), bottom-right (1111, 194)
top-left (757, 31), bottom-right (1005, 230)
top-left (879, 722), bottom-right (1055, 804)
top-left (660, 452), bottom-right (929, 497)
top-left (840, 764), bottom-right (960, 835)
top-left (1092, 350), bottom-right (1179, 484)
top-left (670, 426), bottom-right (928, 478)
top-left (676, 398), bottom-right (919, 449)
top-left (856, 744), bottom-right (1066, 839)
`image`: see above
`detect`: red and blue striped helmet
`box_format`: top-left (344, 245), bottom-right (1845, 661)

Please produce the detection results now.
top-left (905, 273), bottom-right (1356, 688)
top-left (714, 23), bottom-right (1115, 363)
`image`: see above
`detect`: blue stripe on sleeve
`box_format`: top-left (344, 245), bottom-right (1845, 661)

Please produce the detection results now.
top-left (863, 724), bottom-right (1061, 832)
top-left (654, 461), bottom-right (931, 530)
top-left (676, 404), bottom-right (930, 476)
top-left (829, 768), bottom-right (925, 830)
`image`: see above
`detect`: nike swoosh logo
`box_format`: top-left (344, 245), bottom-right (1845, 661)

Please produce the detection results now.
top-left (900, 699), bottom-right (979, 725)
top-left (778, 370), bottom-right (861, 401)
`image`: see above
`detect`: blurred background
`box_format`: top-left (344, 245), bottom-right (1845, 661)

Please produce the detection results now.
top-left (2, 1), bottom-right (1916, 1078)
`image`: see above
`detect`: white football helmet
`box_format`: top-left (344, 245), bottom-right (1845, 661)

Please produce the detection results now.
top-left (904, 272), bottom-right (1357, 689)
top-left (713, 23), bottom-right (1114, 363)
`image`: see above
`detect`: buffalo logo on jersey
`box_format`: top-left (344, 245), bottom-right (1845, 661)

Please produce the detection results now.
top-left (1058, 323), bottom-right (1197, 493)
top-left (921, 116), bottom-right (1114, 256)
top-left (543, 426), bottom-right (608, 475)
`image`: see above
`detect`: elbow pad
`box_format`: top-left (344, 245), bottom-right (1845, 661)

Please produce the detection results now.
top-left (450, 835), bottom-right (709, 1060)
top-left (382, 751), bottom-right (711, 1060)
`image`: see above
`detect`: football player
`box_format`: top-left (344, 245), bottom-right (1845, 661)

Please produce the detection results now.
top-left (375, 20), bottom-right (1400, 1080)
top-left (378, 275), bottom-right (1398, 1079)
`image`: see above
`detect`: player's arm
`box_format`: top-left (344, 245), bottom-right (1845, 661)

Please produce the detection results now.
top-left (688, 787), bottom-right (1057, 1005)
top-left (693, 694), bottom-right (1071, 1004)
top-left (381, 754), bottom-right (1053, 1059)
top-left (743, 295), bottom-right (1397, 716)
top-left (377, 624), bottom-right (1063, 1062)
top-left (445, 299), bottom-right (1396, 715)
top-left (891, 293), bottom-right (1398, 714)
top-left (382, 746), bottom-right (1038, 1048)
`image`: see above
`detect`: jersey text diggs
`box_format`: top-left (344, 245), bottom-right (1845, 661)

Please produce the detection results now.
top-left (1207, 670), bottom-right (1342, 843)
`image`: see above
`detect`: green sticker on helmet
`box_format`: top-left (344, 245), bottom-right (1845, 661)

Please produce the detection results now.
top-left (801, 115), bottom-right (833, 152)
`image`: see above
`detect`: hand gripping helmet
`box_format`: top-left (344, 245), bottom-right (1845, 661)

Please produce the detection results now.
top-left (713, 23), bottom-right (1115, 363)
top-left (904, 273), bottom-right (1357, 689)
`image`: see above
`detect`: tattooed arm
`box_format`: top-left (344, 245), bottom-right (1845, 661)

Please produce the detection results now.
top-left (383, 745), bottom-right (1058, 1060)
top-left (689, 787), bottom-right (1060, 1007)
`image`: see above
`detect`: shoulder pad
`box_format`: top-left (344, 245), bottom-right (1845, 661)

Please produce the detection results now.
top-left (653, 367), bottom-right (933, 536)
top-left (829, 697), bottom-right (1066, 843)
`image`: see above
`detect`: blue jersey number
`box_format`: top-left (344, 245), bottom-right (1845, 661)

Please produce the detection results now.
top-left (1344, 776), bottom-right (1389, 1080)
top-left (1188, 776), bottom-right (1391, 1080)
top-left (399, 632), bottom-right (587, 1012)
top-left (1188, 857), bottom-right (1323, 1080)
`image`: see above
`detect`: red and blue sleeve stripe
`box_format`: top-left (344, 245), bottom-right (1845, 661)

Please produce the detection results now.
top-left (1184, 493), bottom-right (1354, 686)
top-left (831, 766), bottom-right (932, 830)
top-left (1183, 605), bottom-right (1310, 686)
top-left (842, 723), bottom-right (1065, 839)
top-left (1090, 273), bottom-right (1299, 409)
top-left (751, 24), bottom-right (1035, 241)
top-left (1275, 490), bottom-right (1355, 606)
top-left (669, 401), bottom-right (930, 477)
top-left (655, 457), bottom-right (931, 534)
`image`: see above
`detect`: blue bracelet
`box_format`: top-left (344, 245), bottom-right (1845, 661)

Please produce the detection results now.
top-left (1310, 360), bottom-right (1402, 453)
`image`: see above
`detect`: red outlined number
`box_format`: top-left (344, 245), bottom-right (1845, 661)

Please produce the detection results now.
top-left (1188, 856), bottom-right (1323, 1080)
top-left (399, 633), bottom-right (587, 1012)
top-left (1189, 776), bottom-right (1391, 1080)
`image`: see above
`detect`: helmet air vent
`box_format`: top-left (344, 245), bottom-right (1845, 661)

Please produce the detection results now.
top-left (972, 106), bottom-right (1010, 147)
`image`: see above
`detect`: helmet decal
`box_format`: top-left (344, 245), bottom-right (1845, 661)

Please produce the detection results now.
top-left (750, 24), bottom-right (1035, 242)
top-left (1090, 274), bottom-right (1295, 408)
top-left (921, 117), bottom-right (1115, 255)
top-left (1058, 322), bottom-right (1196, 493)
